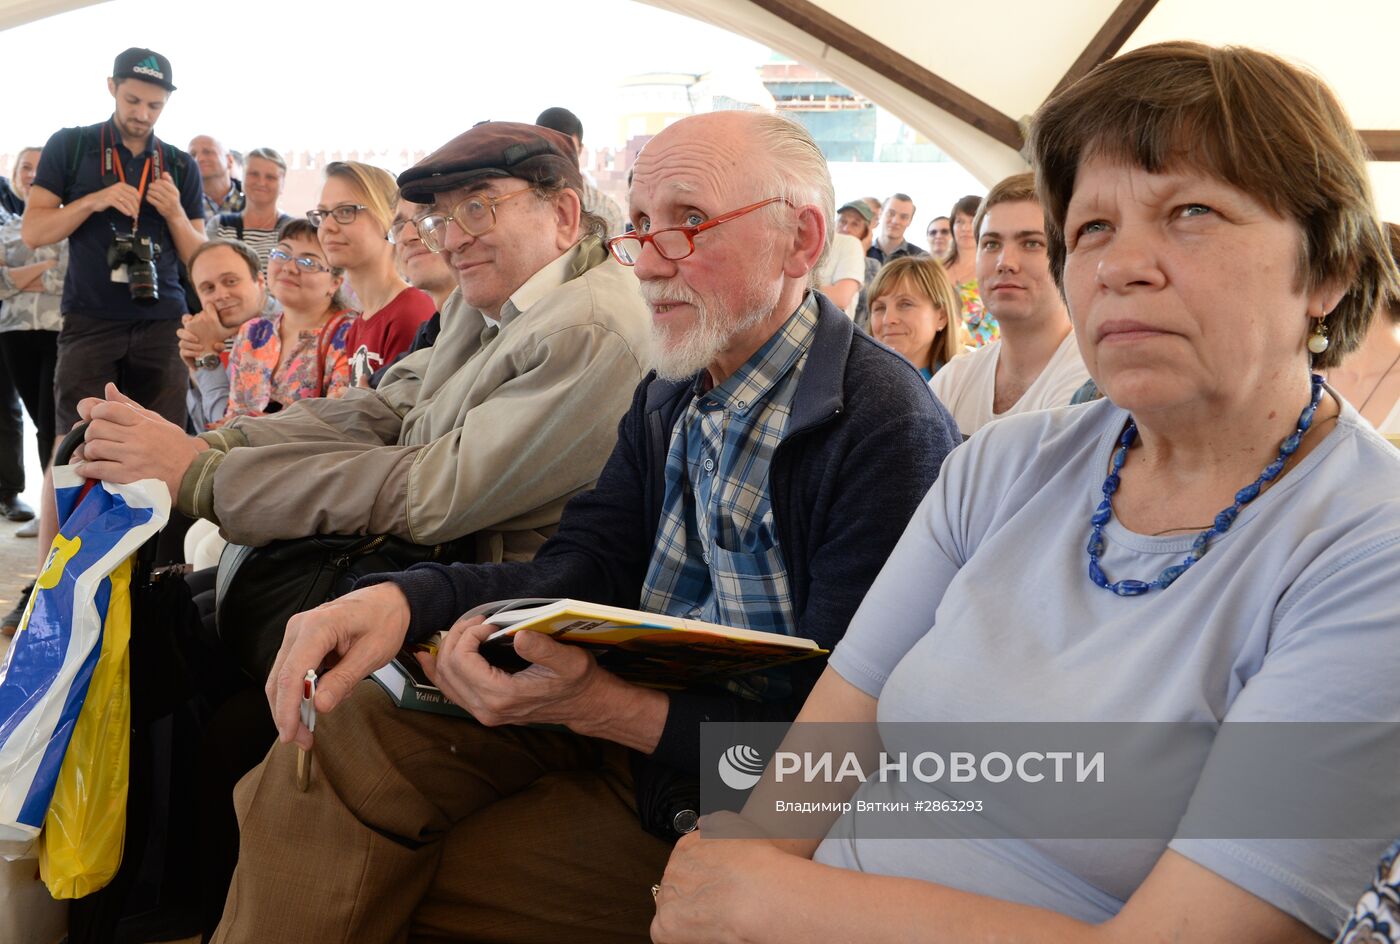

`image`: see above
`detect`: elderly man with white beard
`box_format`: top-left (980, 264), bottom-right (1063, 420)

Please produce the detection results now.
top-left (210, 110), bottom-right (960, 944)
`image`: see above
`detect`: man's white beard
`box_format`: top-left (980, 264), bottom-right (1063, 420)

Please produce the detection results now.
top-left (643, 273), bottom-right (782, 382)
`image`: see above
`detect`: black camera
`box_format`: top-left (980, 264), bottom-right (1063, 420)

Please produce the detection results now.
top-left (107, 232), bottom-right (161, 305)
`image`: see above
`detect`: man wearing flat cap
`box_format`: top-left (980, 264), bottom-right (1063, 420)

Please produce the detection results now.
top-left (75, 120), bottom-right (652, 558)
top-left (210, 111), bottom-right (957, 943)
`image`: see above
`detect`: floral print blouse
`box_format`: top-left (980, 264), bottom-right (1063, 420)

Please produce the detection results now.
top-left (957, 278), bottom-right (999, 348)
top-left (1337, 838), bottom-right (1400, 943)
top-left (219, 308), bottom-right (356, 424)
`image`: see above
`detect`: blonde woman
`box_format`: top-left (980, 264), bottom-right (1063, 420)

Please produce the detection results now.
top-left (867, 255), bottom-right (963, 380)
top-left (309, 161), bottom-right (434, 382)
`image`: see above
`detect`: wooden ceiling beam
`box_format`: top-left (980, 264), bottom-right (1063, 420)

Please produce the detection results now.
top-left (1050, 0), bottom-right (1161, 98)
top-left (747, 0), bottom-right (1024, 150)
top-left (1361, 130), bottom-right (1400, 162)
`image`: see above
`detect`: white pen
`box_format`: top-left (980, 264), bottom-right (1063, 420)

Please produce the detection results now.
top-left (296, 669), bottom-right (317, 792)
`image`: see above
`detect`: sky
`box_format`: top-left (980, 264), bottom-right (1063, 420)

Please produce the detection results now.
top-left (0, 0), bottom-right (776, 162)
top-left (0, 0), bottom-right (992, 235)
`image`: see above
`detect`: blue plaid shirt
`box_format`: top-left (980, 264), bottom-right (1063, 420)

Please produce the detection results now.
top-left (638, 294), bottom-right (819, 637)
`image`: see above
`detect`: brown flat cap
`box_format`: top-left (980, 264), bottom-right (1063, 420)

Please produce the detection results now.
top-left (397, 122), bottom-right (583, 204)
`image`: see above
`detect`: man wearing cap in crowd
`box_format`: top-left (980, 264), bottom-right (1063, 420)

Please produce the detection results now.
top-left (204, 109), bottom-right (957, 943)
top-left (75, 120), bottom-right (651, 558)
top-left (835, 199), bottom-right (883, 331)
top-left (24, 47), bottom-right (205, 431)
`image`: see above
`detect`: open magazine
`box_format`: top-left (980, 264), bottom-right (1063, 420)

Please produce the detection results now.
top-left (370, 598), bottom-right (827, 712)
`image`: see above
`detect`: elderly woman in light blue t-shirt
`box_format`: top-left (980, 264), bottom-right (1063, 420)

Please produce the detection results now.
top-left (651, 42), bottom-right (1400, 944)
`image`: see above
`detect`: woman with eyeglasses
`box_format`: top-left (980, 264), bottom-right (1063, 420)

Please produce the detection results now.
top-left (205, 147), bottom-right (294, 272)
top-left (310, 161), bottom-right (434, 385)
top-left (216, 219), bottom-right (356, 424)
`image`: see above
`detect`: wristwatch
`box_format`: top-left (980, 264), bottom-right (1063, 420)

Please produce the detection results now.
top-left (195, 353), bottom-right (222, 370)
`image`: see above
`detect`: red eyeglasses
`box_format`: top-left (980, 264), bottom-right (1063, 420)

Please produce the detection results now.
top-left (606, 197), bottom-right (792, 266)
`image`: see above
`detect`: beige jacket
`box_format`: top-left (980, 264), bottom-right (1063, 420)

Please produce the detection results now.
top-left (179, 237), bottom-right (652, 558)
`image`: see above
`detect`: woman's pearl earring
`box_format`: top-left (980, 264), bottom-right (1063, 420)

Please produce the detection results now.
top-left (1307, 317), bottom-right (1330, 355)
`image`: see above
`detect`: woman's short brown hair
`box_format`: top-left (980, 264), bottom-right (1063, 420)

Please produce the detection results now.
top-left (1030, 41), bottom-right (1399, 369)
top-left (867, 256), bottom-right (964, 372)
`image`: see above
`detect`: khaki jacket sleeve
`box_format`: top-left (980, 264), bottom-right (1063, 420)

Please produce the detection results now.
top-left (224, 386), bottom-right (406, 449)
top-left (206, 321), bottom-right (645, 547)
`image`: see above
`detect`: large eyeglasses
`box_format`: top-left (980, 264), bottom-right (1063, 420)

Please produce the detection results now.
top-left (268, 248), bottom-right (331, 274)
top-left (307, 204), bottom-right (370, 228)
top-left (605, 197), bottom-right (790, 266)
top-left (415, 187), bottom-right (535, 253)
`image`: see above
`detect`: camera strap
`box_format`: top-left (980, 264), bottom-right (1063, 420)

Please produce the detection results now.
top-left (101, 122), bottom-right (160, 233)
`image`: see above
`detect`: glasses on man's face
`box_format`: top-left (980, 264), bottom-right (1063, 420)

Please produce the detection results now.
top-left (306, 204), bottom-right (370, 228)
top-left (605, 197), bottom-right (790, 266)
top-left (415, 187), bottom-right (535, 253)
top-left (929, 227), bottom-right (952, 238)
top-left (268, 248), bottom-right (331, 274)
top-left (387, 217), bottom-right (421, 246)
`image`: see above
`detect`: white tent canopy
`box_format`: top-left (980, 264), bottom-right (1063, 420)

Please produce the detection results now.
top-left (637, 0), bottom-right (1400, 220)
top-left (0, 0), bottom-right (105, 31)
top-left (2, 0), bottom-right (1397, 217)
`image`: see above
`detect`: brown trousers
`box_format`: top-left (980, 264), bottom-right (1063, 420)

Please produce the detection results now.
top-left (212, 681), bottom-right (672, 944)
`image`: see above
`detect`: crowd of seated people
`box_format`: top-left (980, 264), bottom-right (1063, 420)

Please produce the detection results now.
top-left (1, 36), bottom-right (1399, 944)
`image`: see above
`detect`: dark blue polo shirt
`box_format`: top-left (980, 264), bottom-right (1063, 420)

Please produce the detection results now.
top-left (32, 118), bottom-right (204, 321)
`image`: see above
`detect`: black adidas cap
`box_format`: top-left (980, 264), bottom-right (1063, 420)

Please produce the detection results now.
top-left (112, 47), bottom-right (176, 92)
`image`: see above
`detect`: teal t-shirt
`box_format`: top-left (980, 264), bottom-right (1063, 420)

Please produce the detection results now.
top-left (817, 394), bottom-right (1400, 936)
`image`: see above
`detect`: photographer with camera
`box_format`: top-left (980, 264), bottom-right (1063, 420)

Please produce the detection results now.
top-left (23, 46), bottom-right (205, 432)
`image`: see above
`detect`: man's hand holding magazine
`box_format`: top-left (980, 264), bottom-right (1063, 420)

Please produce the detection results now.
top-left (417, 614), bottom-right (671, 753)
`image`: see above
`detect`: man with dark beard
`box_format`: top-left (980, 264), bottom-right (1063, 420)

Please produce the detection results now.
top-left (24, 47), bottom-right (205, 430)
top-left (210, 110), bottom-right (959, 944)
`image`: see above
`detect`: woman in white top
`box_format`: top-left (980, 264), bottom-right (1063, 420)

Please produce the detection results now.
top-left (652, 41), bottom-right (1400, 944)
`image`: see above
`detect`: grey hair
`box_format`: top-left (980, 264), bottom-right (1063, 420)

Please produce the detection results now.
top-left (749, 113), bottom-right (835, 284)
top-left (245, 147), bottom-right (287, 174)
top-left (530, 178), bottom-right (606, 240)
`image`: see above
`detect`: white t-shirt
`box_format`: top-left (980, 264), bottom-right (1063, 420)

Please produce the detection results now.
top-left (928, 330), bottom-right (1089, 435)
top-left (814, 233), bottom-right (866, 319)
top-left (816, 396), bottom-right (1400, 937)
top-left (1377, 397), bottom-right (1400, 436)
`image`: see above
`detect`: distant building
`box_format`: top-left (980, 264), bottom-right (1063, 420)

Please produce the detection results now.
top-left (759, 59), bottom-right (876, 162)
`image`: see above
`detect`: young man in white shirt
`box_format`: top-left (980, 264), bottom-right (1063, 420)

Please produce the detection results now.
top-left (929, 173), bottom-right (1089, 435)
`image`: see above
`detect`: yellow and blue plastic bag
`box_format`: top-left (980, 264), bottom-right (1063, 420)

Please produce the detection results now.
top-left (0, 467), bottom-right (168, 898)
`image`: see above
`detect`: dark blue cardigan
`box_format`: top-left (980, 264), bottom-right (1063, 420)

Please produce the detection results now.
top-left (368, 293), bottom-right (960, 835)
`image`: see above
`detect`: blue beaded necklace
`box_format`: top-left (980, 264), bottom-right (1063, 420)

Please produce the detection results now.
top-left (1087, 373), bottom-right (1325, 596)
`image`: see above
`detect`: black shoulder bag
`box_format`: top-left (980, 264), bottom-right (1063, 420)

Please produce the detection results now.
top-left (214, 533), bottom-right (470, 683)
